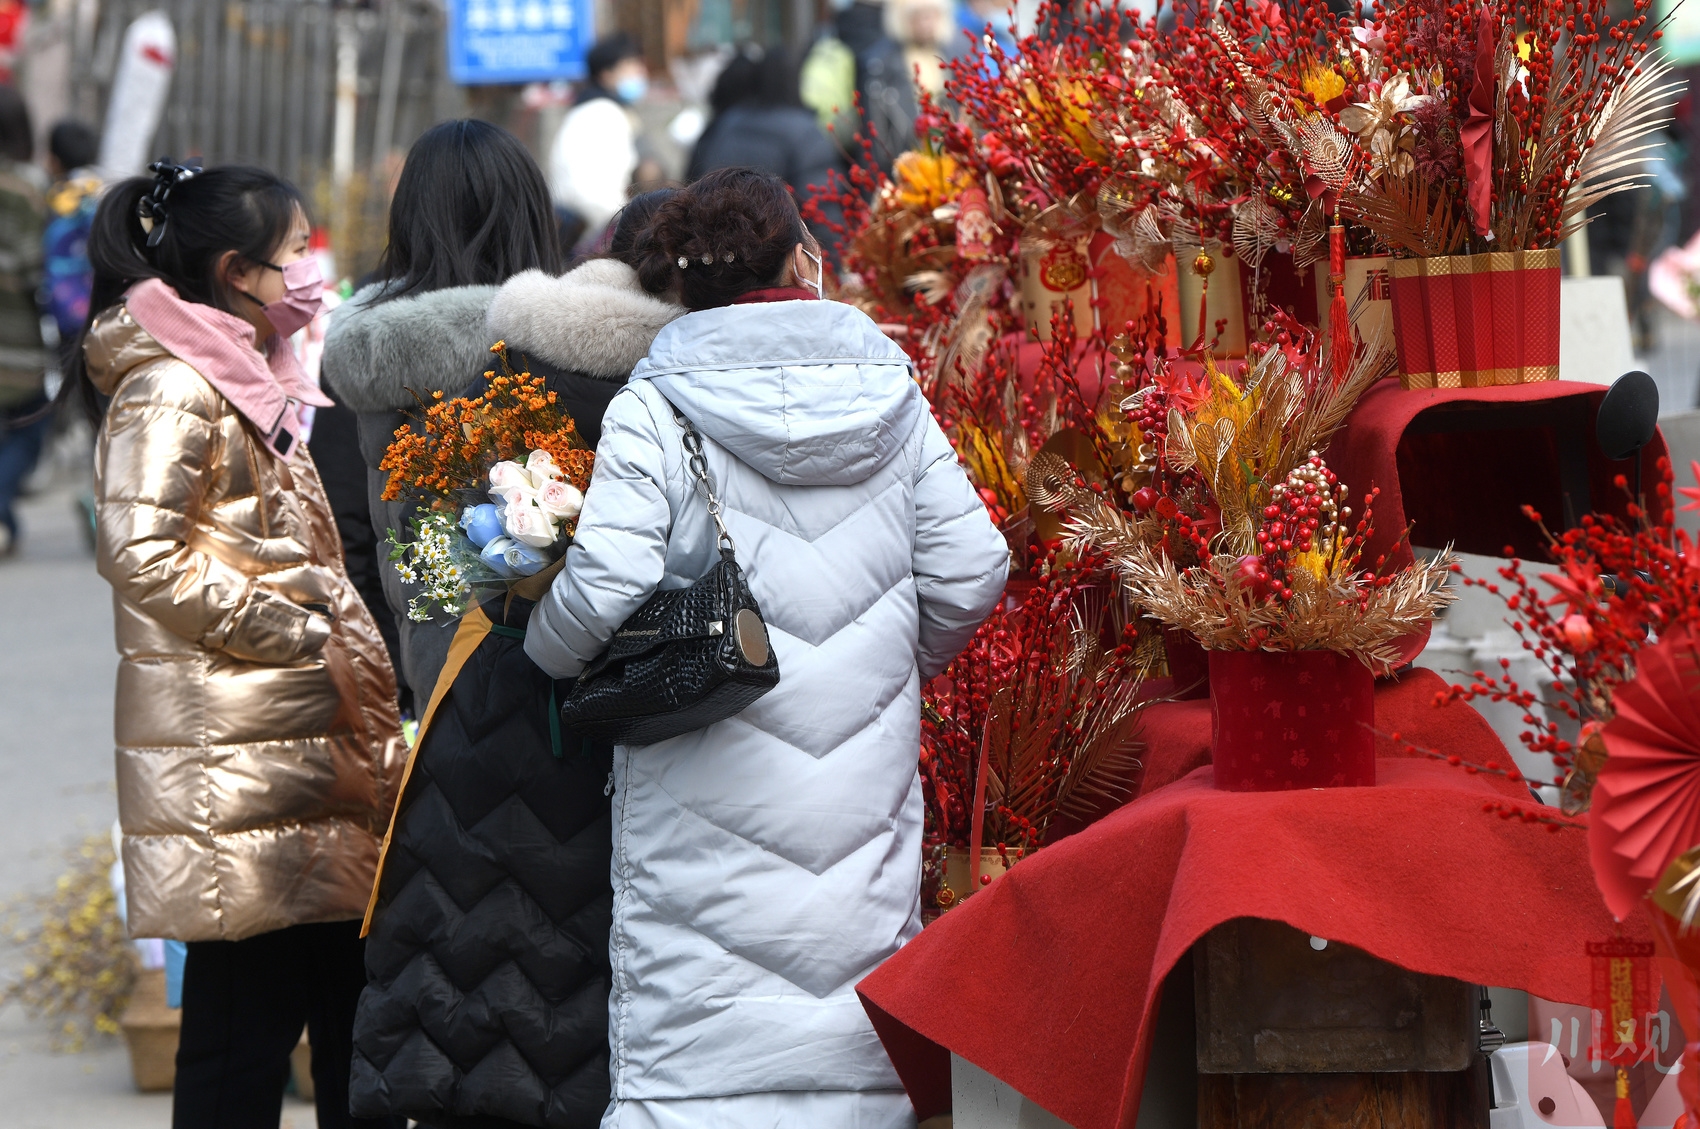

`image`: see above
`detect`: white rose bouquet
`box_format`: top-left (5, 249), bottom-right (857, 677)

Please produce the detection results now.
top-left (380, 345), bottom-right (596, 621)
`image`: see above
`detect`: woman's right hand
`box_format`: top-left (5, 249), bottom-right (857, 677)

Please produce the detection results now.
top-left (221, 585), bottom-right (334, 665)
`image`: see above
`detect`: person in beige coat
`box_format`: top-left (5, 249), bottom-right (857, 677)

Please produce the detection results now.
top-left (71, 162), bottom-right (405, 1129)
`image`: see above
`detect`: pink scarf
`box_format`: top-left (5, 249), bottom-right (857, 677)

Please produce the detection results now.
top-left (125, 278), bottom-right (332, 458)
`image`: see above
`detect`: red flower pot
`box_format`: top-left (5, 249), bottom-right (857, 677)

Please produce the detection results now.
top-left (1388, 249), bottom-right (1560, 390)
top-left (1208, 649), bottom-right (1376, 791)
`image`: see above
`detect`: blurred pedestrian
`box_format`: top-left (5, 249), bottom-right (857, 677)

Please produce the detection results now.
top-left (71, 161), bottom-right (406, 1129)
top-left (549, 33), bottom-right (649, 242)
top-left (802, 0), bottom-right (917, 172)
top-left (892, 0), bottom-right (950, 102)
top-left (942, 0), bottom-right (1017, 78)
top-left (525, 167), bottom-right (1009, 1128)
top-left (353, 189), bottom-right (683, 1129)
top-left (0, 85), bottom-right (48, 558)
top-left (44, 121), bottom-right (104, 357)
top-left (323, 119), bottom-right (560, 707)
top-left (687, 46), bottom-right (843, 244)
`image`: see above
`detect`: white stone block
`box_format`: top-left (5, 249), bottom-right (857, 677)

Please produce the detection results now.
top-left (1560, 276), bottom-right (1637, 387)
top-left (951, 1054), bottom-right (1076, 1129)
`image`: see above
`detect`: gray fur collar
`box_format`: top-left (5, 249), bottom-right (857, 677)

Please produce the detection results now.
top-left (486, 259), bottom-right (683, 382)
top-left (323, 283), bottom-right (498, 412)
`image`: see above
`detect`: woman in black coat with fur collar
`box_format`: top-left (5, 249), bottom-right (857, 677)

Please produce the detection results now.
top-left (327, 124), bottom-right (681, 1129)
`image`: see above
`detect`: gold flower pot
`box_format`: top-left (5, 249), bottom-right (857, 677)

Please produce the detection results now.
top-left (935, 845), bottom-right (1024, 911)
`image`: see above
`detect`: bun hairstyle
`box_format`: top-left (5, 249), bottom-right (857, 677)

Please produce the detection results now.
top-left (634, 167), bottom-right (812, 311)
top-left (65, 161), bottom-right (305, 420)
top-left (608, 187), bottom-right (677, 268)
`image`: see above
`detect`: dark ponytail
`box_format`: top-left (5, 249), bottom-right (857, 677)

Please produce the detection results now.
top-left (65, 163), bottom-right (304, 421)
top-left (633, 167), bottom-right (811, 311)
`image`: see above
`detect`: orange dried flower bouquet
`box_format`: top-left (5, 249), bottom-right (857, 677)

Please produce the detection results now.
top-left (379, 343), bottom-right (596, 621)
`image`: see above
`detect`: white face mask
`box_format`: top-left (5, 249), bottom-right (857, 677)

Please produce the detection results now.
top-left (800, 246), bottom-right (824, 300)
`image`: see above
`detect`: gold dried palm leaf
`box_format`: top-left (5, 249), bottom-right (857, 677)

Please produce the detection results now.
top-left (1561, 54), bottom-right (1682, 238)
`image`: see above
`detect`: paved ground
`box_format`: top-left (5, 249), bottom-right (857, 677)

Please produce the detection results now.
top-left (0, 456), bottom-right (319, 1128)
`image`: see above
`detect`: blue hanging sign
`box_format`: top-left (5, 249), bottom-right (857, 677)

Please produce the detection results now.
top-left (446, 0), bottom-right (594, 85)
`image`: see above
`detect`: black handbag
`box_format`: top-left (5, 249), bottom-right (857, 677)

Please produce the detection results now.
top-left (558, 400), bottom-right (779, 745)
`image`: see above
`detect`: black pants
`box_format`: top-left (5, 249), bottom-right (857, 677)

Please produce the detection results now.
top-left (173, 920), bottom-right (404, 1129)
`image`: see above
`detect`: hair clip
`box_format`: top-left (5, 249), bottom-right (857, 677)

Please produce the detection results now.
top-left (700, 253), bottom-right (713, 265)
top-left (722, 251), bottom-right (735, 263)
top-left (676, 256), bottom-right (688, 269)
top-left (138, 158), bottom-right (202, 248)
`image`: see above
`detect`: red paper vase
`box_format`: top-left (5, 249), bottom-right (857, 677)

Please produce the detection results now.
top-left (1208, 649), bottom-right (1376, 791)
top-left (1592, 627), bottom-right (1700, 920)
top-left (1389, 249), bottom-right (1560, 390)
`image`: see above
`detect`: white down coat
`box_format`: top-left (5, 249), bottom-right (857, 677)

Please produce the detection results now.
top-left (525, 298), bottom-right (1008, 1126)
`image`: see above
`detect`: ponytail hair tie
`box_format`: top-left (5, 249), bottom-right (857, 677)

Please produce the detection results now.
top-left (138, 158), bottom-right (202, 248)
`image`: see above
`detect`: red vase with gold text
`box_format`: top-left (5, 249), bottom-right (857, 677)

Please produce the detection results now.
top-left (1208, 649), bottom-right (1375, 790)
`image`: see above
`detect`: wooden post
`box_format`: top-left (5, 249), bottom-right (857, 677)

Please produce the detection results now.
top-left (1194, 918), bottom-right (1488, 1129)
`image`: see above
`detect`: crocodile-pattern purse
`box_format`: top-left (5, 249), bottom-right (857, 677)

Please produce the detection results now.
top-left (558, 401), bottom-right (779, 746)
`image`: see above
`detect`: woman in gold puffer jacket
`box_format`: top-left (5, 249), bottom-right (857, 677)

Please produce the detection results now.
top-left (75, 163), bottom-right (405, 1129)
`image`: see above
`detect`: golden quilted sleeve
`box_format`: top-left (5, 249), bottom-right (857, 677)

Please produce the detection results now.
top-left (95, 363), bottom-right (332, 664)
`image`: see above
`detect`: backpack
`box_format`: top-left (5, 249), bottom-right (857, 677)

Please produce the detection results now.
top-left (800, 35), bottom-right (859, 150)
top-left (44, 176), bottom-right (101, 340)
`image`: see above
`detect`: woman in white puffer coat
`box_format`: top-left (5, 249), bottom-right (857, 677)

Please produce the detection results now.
top-left (525, 168), bottom-right (1009, 1128)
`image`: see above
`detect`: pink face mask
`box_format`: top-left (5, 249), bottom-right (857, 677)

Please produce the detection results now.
top-left (252, 256), bottom-right (324, 339)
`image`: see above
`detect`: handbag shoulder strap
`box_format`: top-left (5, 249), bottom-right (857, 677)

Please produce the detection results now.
top-left (656, 391), bottom-right (737, 562)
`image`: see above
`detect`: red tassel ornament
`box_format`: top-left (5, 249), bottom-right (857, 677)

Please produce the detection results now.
top-left (1193, 248), bottom-right (1215, 349)
top-left (1329, 220), bottom-right (1350, 382)
top-left (1615, 1067), bottom-right (1638, 1129)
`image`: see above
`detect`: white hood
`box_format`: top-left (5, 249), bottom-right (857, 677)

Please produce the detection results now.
top-left (635, 299), bottom-right (923, 488)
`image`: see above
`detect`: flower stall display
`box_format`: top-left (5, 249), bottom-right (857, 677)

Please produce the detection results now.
top-left (378, 343), bottom-right (595, 621)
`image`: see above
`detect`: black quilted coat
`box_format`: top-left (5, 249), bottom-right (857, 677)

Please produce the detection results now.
top-left (350, 602), bottom-right (614, 1128)
top-left (349, 260), bottom-right (682, 1129)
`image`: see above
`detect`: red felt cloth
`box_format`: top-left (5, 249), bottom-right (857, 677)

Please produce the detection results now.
top-left (1325, 377), bottom-right (1671, 577)
top-left (859, 668), bottom-right (1645, 1129)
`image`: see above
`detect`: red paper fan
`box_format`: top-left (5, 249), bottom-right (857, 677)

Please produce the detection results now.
top-left (1591, 627), bottom-right (1700, 919)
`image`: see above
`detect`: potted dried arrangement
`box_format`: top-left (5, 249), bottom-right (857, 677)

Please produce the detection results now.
top-left (1038, 329), bottom-right (1455, 790)
top-left (920, 555), bottom-right (1154, 917)
top-left (1338, 0), bottom-right (1678, 388)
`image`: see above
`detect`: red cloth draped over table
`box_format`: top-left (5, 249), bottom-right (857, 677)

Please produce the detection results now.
top-left (858, 668), bottom-right (1647, 1129)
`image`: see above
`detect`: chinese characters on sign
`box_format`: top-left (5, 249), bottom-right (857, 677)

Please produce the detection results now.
top-left (446, 0), bottom-right (594, 85)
